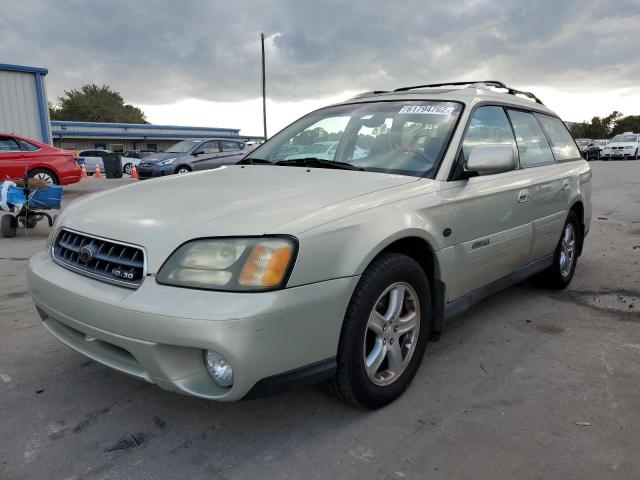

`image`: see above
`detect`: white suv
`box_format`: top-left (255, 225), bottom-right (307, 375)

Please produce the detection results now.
top-left (29, 81), bottom-right (592, 408)
top-left (601, 132), bottom-right (640, 160)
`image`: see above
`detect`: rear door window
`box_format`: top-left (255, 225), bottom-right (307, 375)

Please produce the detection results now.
top-left (0, 137), bottom-right (22, 151)
top-left (535, 114), bottom-right (581, 161)
top-left (220, 141), bottom-right (241, 151)
top-left (507, 110), bottom-right (555, 167)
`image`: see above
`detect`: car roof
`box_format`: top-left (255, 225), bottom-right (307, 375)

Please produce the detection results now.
top-left (333, 82), bottom-right (558, 117)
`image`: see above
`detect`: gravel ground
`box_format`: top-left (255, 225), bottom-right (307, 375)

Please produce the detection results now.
top-left (1, 163), bottom-right (639, 480)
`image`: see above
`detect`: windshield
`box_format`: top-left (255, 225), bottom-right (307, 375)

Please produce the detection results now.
top-left (611, 134), bottom-right (637, 143)
top-left (165, 140), bottom-right (203, 153)
top-left (595, 140), bottom-right (607, 146)
top-left (246, 100), bottom-right (462, 177)
top-left (575, 139), bottom-right (590, 146)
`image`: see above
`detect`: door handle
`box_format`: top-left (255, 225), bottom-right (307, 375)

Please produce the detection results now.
top-left (518, 189), bottom-right (530, 203)
top-left (562, 179), bottom-right (570, 190)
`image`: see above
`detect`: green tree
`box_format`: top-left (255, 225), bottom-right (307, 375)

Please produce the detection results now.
top-left (611, 115), bottom-right (640, 136)
top-left (49, 84), bottom-right (148, 123)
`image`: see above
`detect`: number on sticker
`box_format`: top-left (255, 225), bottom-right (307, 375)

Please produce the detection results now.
top-left (399, 105), bottom-right (455, 115)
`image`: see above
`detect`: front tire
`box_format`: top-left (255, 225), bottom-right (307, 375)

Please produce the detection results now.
top-left (1, 215), bottom-right (17, 238)
top-left (175, 166), bottom-right (191, 175)
top-left (123, 163), bottom-right (133, 175)
top-left (328, 253), bottom-right (431, 409)
top-left (539, 211), bottom-right (580, 290)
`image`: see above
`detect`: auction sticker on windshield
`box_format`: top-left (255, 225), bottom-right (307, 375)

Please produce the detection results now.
top-left (399, 105), bottom-right (456, 115)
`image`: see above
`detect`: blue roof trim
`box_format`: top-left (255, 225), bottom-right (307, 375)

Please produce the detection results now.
top-left (50, 120), bottom-right (240, 133)
top-left (52, 130), bottom-right (265, 141)
top-left (0, 63), bottom-right (49, 75)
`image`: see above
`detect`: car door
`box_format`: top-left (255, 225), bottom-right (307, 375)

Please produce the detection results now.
top-left (446, 106), bottom-right (533, 300)
top-left (189, 141), bottom-right (221, 171)
top-left (0, 136), bottom-right (31, 180)
top-left (528, 113), bottom-right (582, 261)
top-left (217, 141), bottom-right (247, 165)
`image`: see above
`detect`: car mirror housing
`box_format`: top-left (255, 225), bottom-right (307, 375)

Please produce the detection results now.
top-left (465, 144), bottom-right (518, 176)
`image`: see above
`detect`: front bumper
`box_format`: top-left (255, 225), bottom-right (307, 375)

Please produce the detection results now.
top-left (601, 150), bottom-right (635, 158)
top-left (137, 164), bottom-right (174, 179)
top-left (28, 250), bottom-right (358, 401)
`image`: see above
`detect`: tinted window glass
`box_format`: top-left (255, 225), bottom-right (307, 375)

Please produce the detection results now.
top-left (536, 114), bottom-right (580, 161)
top-left (197, 141), bottom-right (219, 154)
top-left (507, 110), bottom-right (555, 166)
top-left (461, 106), bottom-right (516, 161)
top-left (0, 137), bottom-right (21, 151)
top-left (220, 141), bottom-right (241, 151)
top-left (17, 139), bottom-right (39, 151)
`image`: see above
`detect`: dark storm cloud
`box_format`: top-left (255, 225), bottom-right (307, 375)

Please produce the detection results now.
top-left (1, 0), bottom-right (638, 105)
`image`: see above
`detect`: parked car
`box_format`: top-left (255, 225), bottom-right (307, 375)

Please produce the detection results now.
top-left (0, 133), bottom-right (80, 185)
top-left (136, 139), bottom-right (246, 179)
top-left (121, 150), bottom-right (156, 175)
top-left (594, 139), bottom-right (609, 156)
top-left (574, 138), bottom-right (599, 160)
top-left (600, 132), bottom-right (640, 160)
top-left (29, 81), bottom-right (591, 409)
top-left (76, 149), bottom-right (110, 174)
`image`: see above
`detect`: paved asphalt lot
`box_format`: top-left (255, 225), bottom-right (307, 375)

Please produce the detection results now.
top-left (1, 162), bottom-right (639, 480)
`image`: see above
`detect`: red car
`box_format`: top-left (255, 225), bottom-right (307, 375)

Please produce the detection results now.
top-left (0, 133), bottom-right (81, 185)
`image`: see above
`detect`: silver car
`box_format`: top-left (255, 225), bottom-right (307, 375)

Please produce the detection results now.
top-left (29, 81), bottom-right (592, 408)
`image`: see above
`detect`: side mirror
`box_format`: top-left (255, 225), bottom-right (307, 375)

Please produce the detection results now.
top-left (192, 149), bottom-right (204, 156)
top-left (464, 144), bottom-right (518, 176)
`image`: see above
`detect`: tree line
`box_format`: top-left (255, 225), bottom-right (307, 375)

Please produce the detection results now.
top-left (569, 112), bottom-right (640, 139)
top-left (49, 84), bottom-right (147, 124)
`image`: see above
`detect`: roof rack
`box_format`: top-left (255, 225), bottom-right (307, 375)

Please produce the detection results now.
top-left (392, 81), bottom-right (544, 105)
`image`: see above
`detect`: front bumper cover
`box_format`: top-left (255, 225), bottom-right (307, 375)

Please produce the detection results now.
top-left (28, 250), bottom-right (358, 401)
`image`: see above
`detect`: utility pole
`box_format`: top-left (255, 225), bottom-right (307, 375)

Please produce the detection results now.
top-left (261, 32), bottom-right (267, 139)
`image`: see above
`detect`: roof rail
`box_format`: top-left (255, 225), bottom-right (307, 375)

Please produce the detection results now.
top-left (393, 81), bottom-right (544, 105)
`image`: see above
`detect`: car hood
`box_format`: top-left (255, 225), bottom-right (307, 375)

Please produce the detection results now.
top-left (60, 165), bottom-right (419, 272)
top-left (140, 152), bottom-right (187, 164)
top-left (606, 142), bottom-right (637, 148)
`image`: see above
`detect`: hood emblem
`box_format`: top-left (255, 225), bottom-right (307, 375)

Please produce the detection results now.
top-left (78, 245), bottom-right (94, 263)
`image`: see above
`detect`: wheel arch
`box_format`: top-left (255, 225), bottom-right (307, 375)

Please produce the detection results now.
top-left (358, 232), bottom-right (445, 339)
top-left (569, 200), bottom-right (585, 256)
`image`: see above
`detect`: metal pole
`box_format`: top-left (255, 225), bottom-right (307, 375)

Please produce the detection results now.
top-left (261, 33), bottom-right (267, 139)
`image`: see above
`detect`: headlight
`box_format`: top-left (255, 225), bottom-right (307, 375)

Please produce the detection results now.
top-left (157, 237), bottom-right (297, 291)
top-left (624, 145), bottom-right (634, 149)
top-left (157, 158), bottom-right (177, 166)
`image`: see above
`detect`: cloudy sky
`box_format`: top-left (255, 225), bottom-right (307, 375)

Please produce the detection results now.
top-left (2, 0), bottom-right (639, 136)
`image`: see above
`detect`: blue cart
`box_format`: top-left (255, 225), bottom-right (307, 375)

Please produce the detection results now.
top-left (1, 174), bottom-right (62, 238)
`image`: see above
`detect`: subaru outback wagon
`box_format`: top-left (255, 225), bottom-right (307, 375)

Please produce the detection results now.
top-left (29, 81), bottom-right (591, 409)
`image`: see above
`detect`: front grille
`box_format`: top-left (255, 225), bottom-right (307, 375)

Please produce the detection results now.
top-left (52, 228), bottom-right (146, 288)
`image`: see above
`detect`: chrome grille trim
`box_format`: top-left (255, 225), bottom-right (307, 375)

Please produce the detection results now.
top-left (52, 228), bottom-right (147, 289)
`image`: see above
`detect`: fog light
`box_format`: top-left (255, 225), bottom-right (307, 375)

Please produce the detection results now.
top-left (204, 350), bottom-right (234, 388)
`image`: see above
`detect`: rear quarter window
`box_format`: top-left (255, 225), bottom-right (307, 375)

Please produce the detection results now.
top-left (536, 114), bottom-right (581, 161)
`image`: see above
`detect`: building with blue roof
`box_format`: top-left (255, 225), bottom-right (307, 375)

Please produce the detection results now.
top-left (1, 63), bottom-right (263, 152)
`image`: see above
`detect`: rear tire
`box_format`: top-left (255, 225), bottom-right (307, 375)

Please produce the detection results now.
top-left (28, 168), bottom-right (58, 185)
top-left (539, 211), bottom-right (580, 290)
top-left (327, 252), bottom-right (431, 409)
top-left (1, 215), bottom-right (17, 238)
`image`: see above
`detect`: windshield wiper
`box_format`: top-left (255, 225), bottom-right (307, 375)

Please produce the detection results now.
top-left (275, 157), bottom-right (365, 171)
top-left (237, 157), bottom-right (273, 165)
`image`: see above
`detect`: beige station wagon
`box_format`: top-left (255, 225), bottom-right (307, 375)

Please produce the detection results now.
top-left (29, 81), bottom-right (592, 409)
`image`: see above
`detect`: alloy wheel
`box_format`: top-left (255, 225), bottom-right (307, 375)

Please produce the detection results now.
top-left (363, 282), bottom-right (420, 386)
top-left (32, 172), bottom-right (54, 185)
top-left (559, 223), bottom-right (576, 278)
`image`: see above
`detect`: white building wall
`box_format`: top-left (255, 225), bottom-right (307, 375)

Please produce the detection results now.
top-left (0, 70), bottom-right (43, 140)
